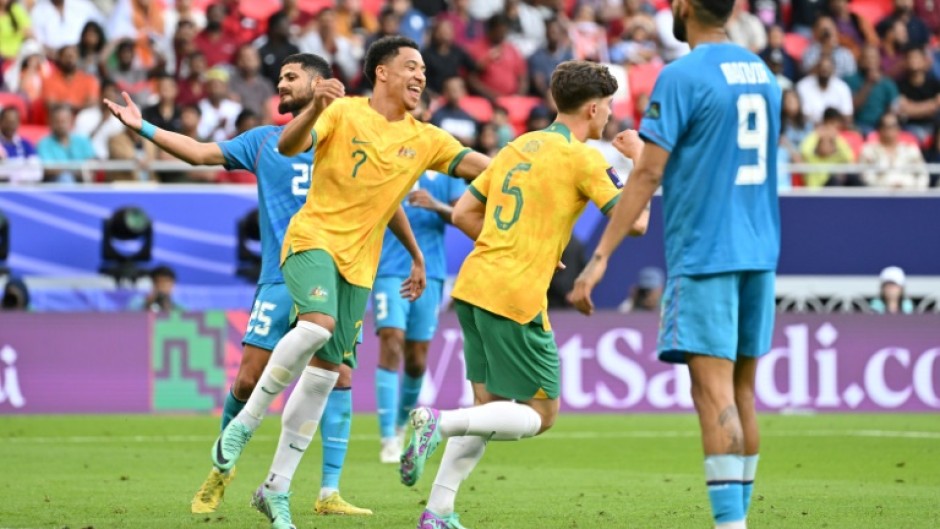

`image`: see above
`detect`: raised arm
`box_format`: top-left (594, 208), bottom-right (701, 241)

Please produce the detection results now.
top-left (278, 78), bottom-right (345, 156)
top-left (388, 206), bottom-right (427, 301)
top-left (104, 92), bottom-right (224, 165)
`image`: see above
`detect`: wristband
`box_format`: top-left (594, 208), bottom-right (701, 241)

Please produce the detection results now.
top-left (139, 120), bottom-right (157, 140)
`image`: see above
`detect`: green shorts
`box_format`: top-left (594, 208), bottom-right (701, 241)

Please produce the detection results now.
top-left (282, 249), bottom-right (370, 368)
top-left (455, 300), bottom-right (560, 401)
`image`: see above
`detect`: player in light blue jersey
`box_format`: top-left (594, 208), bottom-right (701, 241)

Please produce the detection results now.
top-left (105, 54), bottom-right (372, 517)
top-left (373, 153), bottom-right (466, 463)
top-left (570, 0), bottom-right (781, 527)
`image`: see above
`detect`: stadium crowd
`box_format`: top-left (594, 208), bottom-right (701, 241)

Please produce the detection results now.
top-left (0, 0), bottom-right (939, 187)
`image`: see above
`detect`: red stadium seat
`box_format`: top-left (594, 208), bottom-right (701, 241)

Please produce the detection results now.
top-left (840, 130), bottom-right (865, 157)
top-left (783, 33), bottom-right (810, 60)
top-left (865, 130), bottom-right (921, 146)
top-left (496, 95), bottom-right (542, 135)
top-left (849, 0), bottom-right (891, 24)
top-left (268, 95), bottom-right (292, 126)
top-left (458, 96), bottom-right (494, 123)
top-left (0, 92), bottom-right (28, 119)
top-left (627, 62), bottom-right (662, 99)
top-left (360, 0), bottom-right (385, 16)
top-left (17, 124), bottom-right (49, 144)
top-left (239, 0), bottom-right (281, 23)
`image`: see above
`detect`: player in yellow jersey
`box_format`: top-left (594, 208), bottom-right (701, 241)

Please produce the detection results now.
top-left (399, 61), bottom-right (650, 529)
top-left (209, 36), bottom-right (491, 529)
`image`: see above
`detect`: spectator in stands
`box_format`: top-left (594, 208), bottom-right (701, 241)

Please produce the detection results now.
top-left (413, 0), bottom-right (447, 18)
top-left (653, 5), bottom-right (689, 62)
top-left (335, 0), bottom-right (378, 49)
top-left (390, 0), bottom-right (428, 46)
top-left (859, 111), bottom-right (929, 189)
top-left (73, 80), bottom-right (125, 160)
top-left (726, 0), bottom-right (766, 53)
top-left (256, 11), bottom-right (300, 90)
top-left (760, 26), bottom-right (798, 84)
top-left (365, 8), bottom-right (402, 53)
top-left (877, 0), bottom-right (930, 48)
top-left (606, 0), bottom-right (657, 42)
top-left (926, 123), bottom-right (940, 187)
top-left (105, 39), bottom-right (152, 107)
top-left (1, 277), bottom-right (29, 310)
top-left (30, 0), bottom-right (102, 55)
top-left (845, 45), bottom-right (900, 135)
top-left (474, 122), bottom-right (500, 157)
top-left (299, 7), bottom-right (362, 85)
top-left (130, 265), bottom-right (183, 312)
top-left (800, 109), bottom-right (857, 187)
top-left (547, 237), bottom-right (589, 309)
top-left (163, 0), bottom-right (206, 35)
top-left (228, 45), bottom-right (275, 116)
top-left (826, 0), bottom-right (878, 56)
top-left (436, 0), bottom-right (483, 48)
top-left (802, 16), bottom-right (857, 78)
top-left (168, 18), bottom-right (198, 77)
top-left (194, 3), bottom-right (238, 67)
top-left (0, 0), bottom-right (32, 62)
top-left (280, 0), bottom-right (316, 38)
top-left (616, 266), bottom-right (664, 313)
top-left (3, 39), bottom-right (46, 104)
top-left (880, 19), bottom-right (910, 81)
top-left (796, 55), bottom-right (853, 125)
top-left (914, 0), bottom-right (940, 34)
top-left (234, 108), bottom-right (259, 136)
top-left (423, 18), bottom-right (477, 97)
top-left (525, 104), bottom-right (553, 132)
top-left (0, 107), bottom-right (41, 183)
top-left (610, 17), bottom-right (661, 65)
top-left (175, 50), bottom-right (207, 106)
top-left (197, 67), bottom-right (241, 142)
top-left (780, 89), bottom-right (811, 167)
top-left (468, 14), bottom-right (528, 100)
top-left (870, 266), bottom-right (914, 314)
top-left (764, 49), bottom-right (793, 90)
top-left (41, 44), bottom-right (100, 112)
top-left (528, 18), bottom-right (573, 98)
top-left (142, 73), bottom-right (182, 133)
top-left (569, 4), bottom-right (609, 62)
top-left (106, 0), bottom-right (166, 70)
top-left (37, 104), bottom-right (95, 183)
top-left (76, 21), bottom-right (106, 75)
top-left (491, 105), bottom-right (515, 147)
top-left (504, 0), bottom-right (549, 58)
top-left (106, 125), bottom-right (145, 181)
top-left (897, 47), bottom-right (940, 143)
top-left (430, 76), bottom-right (478, 146)
top-left (179, 103), bottom-right (202, 140)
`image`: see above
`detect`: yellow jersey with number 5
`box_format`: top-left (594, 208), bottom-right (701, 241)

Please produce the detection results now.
top-left (451, 122), bottom-right (622, 327)
top-left (282, 97), bottom-right (471, 288)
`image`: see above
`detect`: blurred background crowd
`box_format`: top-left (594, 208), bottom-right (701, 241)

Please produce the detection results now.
top-left (0, 0), bottom-right (939, 187)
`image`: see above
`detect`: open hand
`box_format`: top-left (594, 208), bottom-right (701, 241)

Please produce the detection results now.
top-left (568, 257), bottom-right (608, 315)
top-left (399, 257), bottom-right (427, 302)
top-left (103, 91), bottom-right (143, 132)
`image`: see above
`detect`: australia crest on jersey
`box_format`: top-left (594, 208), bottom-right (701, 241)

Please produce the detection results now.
top-left (398, 146), bottom-right (417, 159)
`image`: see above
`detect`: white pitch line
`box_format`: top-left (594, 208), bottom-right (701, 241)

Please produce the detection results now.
top-left (1, 429), bottom-right (938, 444)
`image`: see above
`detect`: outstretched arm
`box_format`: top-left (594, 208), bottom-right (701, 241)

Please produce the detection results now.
top-left (104, 92), bottom-right (224, 165)
top-left (278, 78), bottom-right (345, 156)
top-left (452, 151), bottom-right (491, 181)
top-left (388, 206), bottom-right (427, 301)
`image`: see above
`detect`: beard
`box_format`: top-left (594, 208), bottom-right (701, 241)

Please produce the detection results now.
top-left (672, 10), bottom-right (688, 43)
top-left (278, 92), bottom-right (312, 115)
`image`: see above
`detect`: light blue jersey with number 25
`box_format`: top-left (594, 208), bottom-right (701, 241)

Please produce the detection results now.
top-left (639, 43), bottom-right (782, 277)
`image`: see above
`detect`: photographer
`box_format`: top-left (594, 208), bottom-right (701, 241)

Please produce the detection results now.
top-left (129, 265), bottom-right (182, 312)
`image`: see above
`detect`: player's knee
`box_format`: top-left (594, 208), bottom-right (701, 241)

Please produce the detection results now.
top-left (532, 402), bottom-right (559, 436)
top-left (403, 355), bottom-right (426, 378)
top-left (378, 330), bottom-right (405, 367)
top-left (298, 312), bottom-right (335, 334)
top-left (232, 374), bottom-right (258, 400)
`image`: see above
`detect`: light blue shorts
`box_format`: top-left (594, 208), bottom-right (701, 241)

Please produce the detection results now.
top-left (243, 282), bottom-right (293, 351)
top-left (372, 277), bottom-right (444, 342)
top-left (658, 271), bottom-right (776, 364)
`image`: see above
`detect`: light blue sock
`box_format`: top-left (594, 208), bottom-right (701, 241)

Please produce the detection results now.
top-left (704, 455), bottom-right (746, 525)
top-left (320, 387), bottom-right (352, 492)
top-left (397, 373), bottom-right (424, 430)
top-left (375, 368), bottom-right (399, 439)
top-left (221, 389), bottom-right (246, 432)
top-left (743, 454), bottom-right (760, 515)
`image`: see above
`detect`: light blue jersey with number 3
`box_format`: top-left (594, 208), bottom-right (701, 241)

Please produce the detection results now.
top-left (639, 43), bottom-right (782, 277)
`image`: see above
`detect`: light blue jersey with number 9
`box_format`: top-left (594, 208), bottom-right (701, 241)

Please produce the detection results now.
top-left (639, 43), bottom-right (782, 277)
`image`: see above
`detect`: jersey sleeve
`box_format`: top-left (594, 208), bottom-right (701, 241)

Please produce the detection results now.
top-left (638, 65), bottom-right (693, 153)
top-left (426, 125), bottom-right (472, 176)
top-left (217, 128), bottom-right (262, 171)
top-left (467, 165), bottom-right (494, 203)
top-left (578, 149), bottom-right (622, 215)
top-left (312, 98), bottom-right (343, 146)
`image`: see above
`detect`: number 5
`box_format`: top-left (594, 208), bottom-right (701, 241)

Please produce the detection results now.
top-left (735, 94), bottom-right (769, 186)
top-left (494, 163), bottom-right (529, 230)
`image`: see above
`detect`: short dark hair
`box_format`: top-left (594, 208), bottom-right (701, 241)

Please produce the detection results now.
top-left (236, 108), bottom-right (258, 128)
top-left (691, 0), bottom-right (735, 26)
top-left (821, 107), bottom-right (843, 123)
top-left (281, 53), bottom-right (332, 79)
top-left (486, 14), bottom-right (511, 32)
top-left (550, 61), bottom-right (618, 113)
top-left (0, 106), bottom-right (20, 120)
top-left (150, 265), bottom-right (176, 281)
top-left (363, 36), bottom-right (419, 86)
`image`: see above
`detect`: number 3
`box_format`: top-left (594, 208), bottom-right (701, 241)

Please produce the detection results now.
top-left (735, 94), bottom-right (769, 186)
top-left (374, 292), bottom-right (388, 320)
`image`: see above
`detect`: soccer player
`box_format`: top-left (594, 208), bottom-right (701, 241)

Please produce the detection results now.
top-left (373, 94), bottom-right (467, 464)
top-left (399, 61), bottom-right (649, 529)
top-left (569, 0), bottom-right (782, 526)
top-left (211, 36), bottom-right (490, 529)
top-left (104, 55), bottom-right (373, 515)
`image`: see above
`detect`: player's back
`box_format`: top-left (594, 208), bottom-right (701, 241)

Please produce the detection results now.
top-left (452, 123), bottom-right (620, 325)
top-left (219, 125), bottom-right (312, 285)
top-left (640, 43), bottom-right (782, 277)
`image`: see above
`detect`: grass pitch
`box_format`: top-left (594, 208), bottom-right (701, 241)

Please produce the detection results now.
top-left (1, 413), bottom-right (938, 529)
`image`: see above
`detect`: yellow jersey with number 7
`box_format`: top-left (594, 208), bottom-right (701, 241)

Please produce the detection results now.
top-left (282, 97), bottom-right (471, 288)
top-left (451, 122), bottom-right (622, 328)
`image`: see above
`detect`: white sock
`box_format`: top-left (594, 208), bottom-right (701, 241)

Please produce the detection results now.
top-left (716, 521), bottom-right (747, 529)
top-left (319, 487), bottom-right (338, 500)
top-left (265, 366), bottom-right (339, 493)
top-left (427, 436), bottom-right (487, 515)
top-left (438, 401), bottom-right (541, 440)
top-left (237, 321), bottom-right (331, 430)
